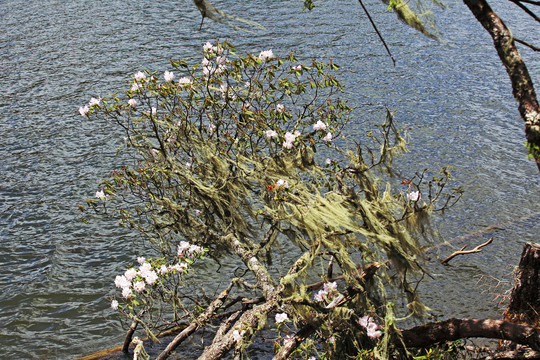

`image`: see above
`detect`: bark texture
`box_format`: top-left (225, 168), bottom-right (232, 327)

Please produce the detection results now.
top-left (463, 0), bottom-right (540, 170)
top-left (503, 242), bottom-right (540, 327)
top-left (401, 318), bottom-right (540, 350)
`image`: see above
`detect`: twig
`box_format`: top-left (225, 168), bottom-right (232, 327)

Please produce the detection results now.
top-left (357, 0), bottom-right (396, 66)
top-left (514, 37), bottom-right (540, 52)
top-left (441, 237), bottom-right (494, 264)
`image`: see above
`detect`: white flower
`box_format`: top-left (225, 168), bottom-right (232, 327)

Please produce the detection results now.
top-left (114, 275), bottom-right (131, 289)
top-left (111, 299), bottom-right (119, 310)
top-left (124, 268), bottom-right (138, 282)
top-left (131, 82), bottom-right (141, 91)
top-left (134, 71), bottom-right (146, 81)
top-left (178, 77), bottom-right (191, 85)
top-left (95, 190), bottom-right (106, 200)
top-left (406, 191), bottom-right (420, 202)
top-left (266, 129), bottom-right (278, 139)
top-left (258, 50), bottom-right (274, 62)
top-left (151, 149), bottom-right (159, 157)
top-left (187, 244), bottom-right (203, 257)
top-left (232, 329), bottom-right (245, 342)
top-left (195, 209), bottom-right (202, 215)
top-left (325, 158), bottom-right (332, 166)
top-left (275, 312), bottom-right (289, 324)
top-left (133, 280), bottom-right (145, 293)
top-left (151, 107), bottom-right (157, 115)
top-left (178, 241), bottom-right (191, 256)
top-left (79, 105), bottom-right (89, 117)
top-left (203, 41), bottom-right (214, 53)
top-left (313, 120), bottom-right (327, 131)
top-left (163, 70), bottom-right (174, 82)
top-left (139, 262), bottom-right (152, 273)
top-left (137, 257), bottom-right (146, 265)
top-left (88, 97), bottom-right (101, 107)
top-left (158, 265), bottom-right (168, 275)
top-left (276, 179), bottom-right (289, 188)
top-left (276, 104), bottom-right (285, 113)
top-left (322, 132), bottom-right (333, 143)
top-left (142, 270), bottom-right (158, 285)
top-left (216, 56), bottom-right (228, 65)
top-left (122, 287), bottom-right (132, 299)
top-left (128, 99), bottom-right (137, 108)
top-left (292, 64), bottom-right (302, 71)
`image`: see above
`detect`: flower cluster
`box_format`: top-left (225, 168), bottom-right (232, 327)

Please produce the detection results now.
top-left (358, 316), bottom-right (382, 339)
top-left (177, 240), bottom-right (204, 258)
top-left (283, 131), bottom-right (301, 149)
top-left (258, 50), bottom-right (274, 62)
top-left (313, 281), bottom-right (338, 302)
top-left (78, 97), bottom-right (101, 117)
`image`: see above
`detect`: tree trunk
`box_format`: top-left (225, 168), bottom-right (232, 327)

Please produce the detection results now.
top-left (463, 0), bottom-right (540, 170)
top-left (503, 242), bottom-right (540, 327)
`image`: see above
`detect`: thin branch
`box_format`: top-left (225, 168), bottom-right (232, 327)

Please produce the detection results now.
top-left (356, 0), bottom-right (396, 66)
top-left (515, 37), bottom-right (540, 52)
top-left (511, 0), bottom-right (540, 5)
top-left (509, 0), bottom-right (540, 22)
top-left (441, 237), bottom-right (494, 264)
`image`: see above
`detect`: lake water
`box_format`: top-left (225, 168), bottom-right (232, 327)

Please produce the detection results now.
top-left (1, 0), bottom-right (539, 359)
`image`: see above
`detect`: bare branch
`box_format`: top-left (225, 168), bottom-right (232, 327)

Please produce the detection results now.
top-left (441, 237), bottom-right (493, 264)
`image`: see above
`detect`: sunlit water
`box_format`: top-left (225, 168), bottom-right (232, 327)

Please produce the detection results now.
top-left (0, 0), bottom-right (538, 359)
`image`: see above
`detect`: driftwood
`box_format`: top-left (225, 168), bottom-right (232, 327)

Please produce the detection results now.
top-left (440, 237), bottom-right (493, 264)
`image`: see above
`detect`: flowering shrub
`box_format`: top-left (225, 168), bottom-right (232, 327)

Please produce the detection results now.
top-left (81, 41), bottom-right (461, 360)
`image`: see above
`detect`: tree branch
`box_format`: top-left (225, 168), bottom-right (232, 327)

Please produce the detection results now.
top-left (441, 237), bottom-right (493, 264)
top-left (463, 0), bottom-right (540, 170)
top-left (400, 318), bottom-right (540, 351)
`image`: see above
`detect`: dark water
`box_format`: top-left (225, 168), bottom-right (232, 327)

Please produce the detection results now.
top-left (0, 0), bottom-right (538, 359)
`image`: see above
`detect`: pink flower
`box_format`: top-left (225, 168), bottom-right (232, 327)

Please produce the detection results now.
top-left (406, 191), bottom-right (420, 202)
top-left (366, 322), bottom-right (382, 339)
top-left (128, 99), bottom-right (137, 108)
top-left (313, 120), bottom-right (327, 131)
top-left (275, 312), bottom-right (289, 324)
top-left (131, 82), bottom-right (141, 91)
top-left (276, 179), bottom-right (289, 188)
top-left (266, 130), bottom-right (278, 139)
top-left (134, 71), bottom-right (146, 81)
top-left (111, 299), bottom-right (119, 310)
top-left (276, 104), bottom-right (285, 113)
top-left (79, 105), bottom-right (89, 117)
top-left (322, 132), bottom-right (333, 143)
top-left (88, 97), bottom-right (101, 107)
